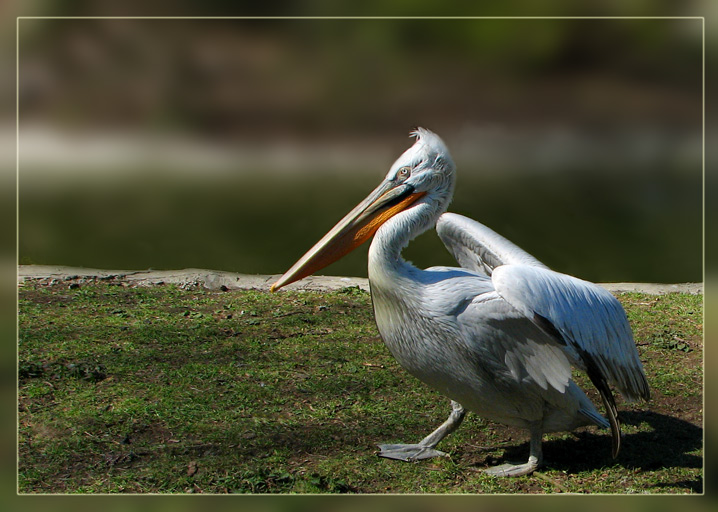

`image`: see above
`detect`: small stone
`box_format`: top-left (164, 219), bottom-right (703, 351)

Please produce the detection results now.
top-left (187, 460), bottom-right (199, 477)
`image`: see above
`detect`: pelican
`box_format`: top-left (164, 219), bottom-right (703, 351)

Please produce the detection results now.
top-left (270, 128), bottom-right (650, 476)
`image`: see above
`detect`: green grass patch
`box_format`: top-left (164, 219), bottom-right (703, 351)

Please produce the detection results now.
top-left (18, 280), bottom-right (703, 494)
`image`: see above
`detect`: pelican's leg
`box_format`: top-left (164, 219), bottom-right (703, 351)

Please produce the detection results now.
top-left (484, 426), bottom-right (543, 477)
top-left (378, 400), bottom-right (466, 462)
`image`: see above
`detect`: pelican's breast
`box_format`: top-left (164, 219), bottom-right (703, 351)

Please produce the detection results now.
top-left (369, 269), bottom-right (492, 392)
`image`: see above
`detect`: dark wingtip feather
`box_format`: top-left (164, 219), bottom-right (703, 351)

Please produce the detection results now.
top-left (598, 386), bottom-right (621, 459)
top-left (577, 346), bottom-right (623, 458)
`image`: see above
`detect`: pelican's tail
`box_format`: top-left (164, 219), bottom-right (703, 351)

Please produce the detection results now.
top-left (578, 406), bottom-right (610, 430)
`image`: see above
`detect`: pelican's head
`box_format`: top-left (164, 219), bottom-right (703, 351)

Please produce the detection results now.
top-left (386, 127), bottom-right (455, 207)
top-left (271, 128), bottom-right (456, 292)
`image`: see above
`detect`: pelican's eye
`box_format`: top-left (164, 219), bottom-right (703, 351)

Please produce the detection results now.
top-left (396, 166), bottom-right (412, 182)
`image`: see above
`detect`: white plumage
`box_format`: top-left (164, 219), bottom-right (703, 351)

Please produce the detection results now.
top-left (272, 128), bottom-right (650, 476)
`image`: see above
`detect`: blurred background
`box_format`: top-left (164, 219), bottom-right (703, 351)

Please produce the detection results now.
top-left (14, 15), bottom-right (704, 284)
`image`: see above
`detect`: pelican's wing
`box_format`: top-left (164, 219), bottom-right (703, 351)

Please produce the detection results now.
top-left (455, 288), bottom-right (608, 430)
top-left (491, 264), bottom-right (651, 404)
top-left (461, 293), bottom-right (575, 395)
top-left (436, 213), bottom-right (548, 276)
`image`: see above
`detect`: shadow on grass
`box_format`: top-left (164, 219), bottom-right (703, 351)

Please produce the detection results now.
top-left (218, 407), bottom-right (701, 477)
top-left (226, 406), bottom-right (701, 483)
top-left (489, 410), bottom-right (702, 491)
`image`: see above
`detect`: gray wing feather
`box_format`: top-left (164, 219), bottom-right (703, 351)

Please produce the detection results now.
top-left (458, 294), bottom-right (607, 427)
top-left (458, 293), bottom-right (574, 396)
top-left (492, 265), bottom-right (650, 402)
top-left (436, 213), bottom-right (548, 276)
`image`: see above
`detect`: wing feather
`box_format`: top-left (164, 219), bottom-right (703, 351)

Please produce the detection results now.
top-left (436, 213), bottom-right (548, 275)
top-left (457, 292), bottom-right (574, 395)
top-left (492, 265), bottom-right (650, 403)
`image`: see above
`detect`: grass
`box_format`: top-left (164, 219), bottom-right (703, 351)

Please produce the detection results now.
top-left (17, 278), bottom-right (703, 494)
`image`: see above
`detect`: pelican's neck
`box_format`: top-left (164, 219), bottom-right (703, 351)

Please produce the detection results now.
top-left (368, 200), bottom-right (440, 288)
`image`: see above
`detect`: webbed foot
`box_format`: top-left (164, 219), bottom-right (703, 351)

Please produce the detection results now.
top-left (483, 458), bottom-right (540, 477)
top-left (484, 427), bottom-right (543, 477)
top-left (378, 443), bottom-right (449, 462)
top-left (376, 401), bottom-right (466, 463)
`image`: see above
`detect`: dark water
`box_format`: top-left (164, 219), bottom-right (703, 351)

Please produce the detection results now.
top-left (18, 166), bottom-right (702, 284)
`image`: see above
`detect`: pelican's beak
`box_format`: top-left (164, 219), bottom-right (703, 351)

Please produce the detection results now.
top-left (270, 180), bottom-right (425, 292)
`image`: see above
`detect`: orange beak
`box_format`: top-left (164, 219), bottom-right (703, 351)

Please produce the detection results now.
top-left (270, 180), bottom-right (425, 292)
